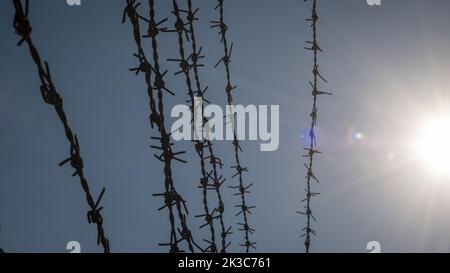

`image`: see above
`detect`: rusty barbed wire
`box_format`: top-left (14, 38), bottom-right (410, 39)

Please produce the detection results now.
top-left (167, 0), bottom-right (232, 253)
top-left (167, 0), bottom-right (218, 253)
top-left (299, 0), bottom-right (332, 253)
top-left (11, 0), bottom-right (110, 253)
top-left (210, 0), bottom-right (256, 253)
top-left (122, 0), bottom-right (201, 253)
top-left (185, 0), bottom-right (232, 253)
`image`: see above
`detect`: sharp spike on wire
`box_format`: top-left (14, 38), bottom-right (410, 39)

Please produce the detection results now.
top-left (169, 0), bottom-right (216, 252)
top-left (300, 0), bottom-right (331, 253)
top-left (12, 0), bottom-right (110, 253)
top-left (122, 0), bottom-right (201, 253)
top-left (211, 0), bottom-right (254, 253)
top-left (168, 0), bottom-right (232, 253)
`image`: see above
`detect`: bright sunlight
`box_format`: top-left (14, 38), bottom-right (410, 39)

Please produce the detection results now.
top-left (416, 115), bottom-right (450, 176)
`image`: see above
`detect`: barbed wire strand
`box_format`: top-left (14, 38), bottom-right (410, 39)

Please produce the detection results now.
top-left (210, 0), bottom-right (256, 253)
top-left (299, 0), bottom-right (332, 253)
top-left (167, 0), bottom-right (232, 253)
top-left (167, 0), bottom-right (218, 253)
top-left (185, 0), bottom-right (232, 253)
top-left (122, 0), bottom-right (201, 253)
top-left (12, 0), bottom-right (110, 253)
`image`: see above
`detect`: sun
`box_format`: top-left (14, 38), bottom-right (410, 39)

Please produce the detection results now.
top-left (416, 115), bottom-right (450, 176)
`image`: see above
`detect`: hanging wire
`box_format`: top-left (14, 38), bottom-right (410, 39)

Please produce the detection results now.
top-left (210, 0), bottom-right (256, 253)
top-left (298, 0), bottom-right (332, 253)
top-left (167, 0), bottom-right (232, 253)
top-left (167, 0), bottom-right (217, 253)
top-left (122, 0), bottom-right (202, 253)
top-left (11, 0), bottom-right (110, 253)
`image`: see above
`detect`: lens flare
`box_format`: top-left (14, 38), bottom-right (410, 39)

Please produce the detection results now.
top-left (353, 132), bottom-right (364, 141)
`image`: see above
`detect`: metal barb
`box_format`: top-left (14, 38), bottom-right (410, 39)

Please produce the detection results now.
top-left (122, 0), bottom-right (200, 253)
top-left (12, 0), bottom-right (110, 253)
top-left (168, 0), bottom-right (232, 253)
top-left (211, 0), bottom-right (254, 253)
top-left (301, 0), bottom-right (331, 253)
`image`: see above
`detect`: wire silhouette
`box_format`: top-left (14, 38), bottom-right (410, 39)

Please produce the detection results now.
top-left (122, 0), bottom-right (201, 253)
top-left (12, 0), bottom-right (110, 253)
top-left (299, 0), bottom-right (332, 253)
top-left (186, 0), bottom-right (232, 253)
top-left (167, 0), bottom-right (232, 253)
top-left (210, 0), bottom-right (256, 253)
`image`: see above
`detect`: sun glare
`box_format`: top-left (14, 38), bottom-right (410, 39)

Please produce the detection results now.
top-left (416, 115), bottom-right (450, 176)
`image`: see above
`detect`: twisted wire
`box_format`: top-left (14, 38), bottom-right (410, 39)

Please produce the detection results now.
top-left (210, 0), bottom-right (256, 253)
top-left (168, 0), bottom-right (232, 253)
top-left (12, 0), bottom-right (110, 253)
top-left (299, 0), bottom-right (332, 253)
top-left (167, 0), bottom-right (217, 253)
top-left (186, 0), bottom-right (232, 253)
top-left (122, 0), bottom-right (200, 253)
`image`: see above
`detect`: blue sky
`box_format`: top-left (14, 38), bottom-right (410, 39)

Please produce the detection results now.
top-left (1, 0), bottom-right (450, 253)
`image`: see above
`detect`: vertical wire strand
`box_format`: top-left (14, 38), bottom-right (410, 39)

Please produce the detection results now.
top-left (123, 0), bottom-right (201, 253)
top-left (168, 0), bottom-right (218, 253)
top-left (299, 0), bottom-right (332, 253)
top-left (168, 0), bottom-right (232, 253)
top-left (185, 0), bottom-right (233, 253)
top-left (210, 0), bottom-right (256, 253)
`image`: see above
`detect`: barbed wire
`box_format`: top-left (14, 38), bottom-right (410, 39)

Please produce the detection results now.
top-left (185, 0), bottom-right (232, 253)
top-left (210, 0), bottom-right (256, 253)
top-left (168, 0), bottom-right (218, 253)
top-left (299, 0), bottom-right (332, 253)
top-left (11, 0), bottom-right (110, 253)
top-left (122, 0), bottom-right (201, 253)
top-left (167, 0), bottom-right (232, 253)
